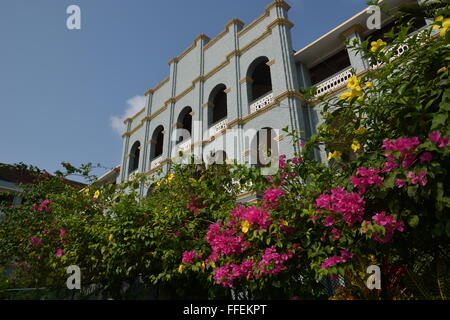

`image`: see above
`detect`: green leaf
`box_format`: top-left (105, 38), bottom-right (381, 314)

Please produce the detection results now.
top-left (408, 215), bottom-right (419, 228)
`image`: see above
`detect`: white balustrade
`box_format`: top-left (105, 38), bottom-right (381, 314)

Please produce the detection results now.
top-left (250, 92), bottom-right (274, 114)
top-left (315, 68), bottom-right (353, 97)
top-left (209, 119), bottom-right (228, 137)
top-left (176, 138), bottom-right (192, 154)
top-left (150, 156), bottom-right (164, 169)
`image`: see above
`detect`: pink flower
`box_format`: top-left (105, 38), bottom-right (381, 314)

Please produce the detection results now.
top-left (395, 179), bottom-right (405, 188)
top-left (29, 236), bottom-right (41, 246)
top-left (350, 167), bottom-right (384, 193)
top-left (279, 155), bottom-right (287, 170)
top-left (315, 188), bottom-right (366, 226)
top-left (429, 131), bottom-right (450, 147)
top-left (407, 171), bottom-right (427, 186)
top-left (299, 142), bottom-right (306, 148)
top-left (187, 197), bottom-right (207, 215)
top-left (292, 157), bottom-right (303, 164)
top-left (323, 215), bottom-right (335, 227)
top-left (419, 152), bottom-right (432, 162)
top-left (258, 247), bottom-right (292, 275)
top-left (59, 229), bottom-right (66, 238)
top-left (56, 249), bottom-right (64, 257)
top-left (418, 171), bottom-right (427, 186)
top-left (429, 131), bottom-right (441, 144)
top-left (438, 137), bottom-right (450, 147)
top-left (372, 212), bottom-right (404, 243)
top-left (182, 250), bottom-right (196, 264)
top-left (262, 188), bottom-right (285, 207)
top-left (321, 250), bottom-right (353, 269)
top-left (331, 228), bottom-right (341, 240)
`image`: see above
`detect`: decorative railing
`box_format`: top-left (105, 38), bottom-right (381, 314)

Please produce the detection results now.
top-left (249, 92), bottom-right (274, 114)
top-left (315, 67), bottom-right (353, 97)
top-left (176, 138), bottom-right (192, 154)
top-left (209, 118), bottom-right (228, 137)
top-left (150, 156), bottom-right (164, 170)
top-left (371, 28), bottom-right (426, 69)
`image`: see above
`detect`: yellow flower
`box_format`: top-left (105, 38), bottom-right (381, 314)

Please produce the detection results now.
top-left (328, 151), bottom-right (342, 161)
top-left (166, 173), bottom-right (175, 183)
top-left (433, 16), bottom-right (450, 37)
top-left (370, 39), bottom-right (387, 53)
top-left (351, 140), bottom-right (361, 152)
top-left (210, 261), bottom-right (216, 268)
top-left (433, 16), bottom-right (443, 30)
top-left (94, 190), bottom-right (100, 199)
top-left (339, 91), bottom-right (353, 101)
top-left (439, 18), bottom-right (450, 37)
top-left (241, 220), bottom-right (250, 234)
top-left (83, 188), bottom-right (90, 196)
top-left (365, 82), bottom-right (373, 89)
top-left (201, 262), bottom-right (206, 273)
top-left (282, 220), bottom-right (289, 226)
top-left (156, 180), bottom-right (162, 187)
top-left (178, 264), bottom-right (184, 273)
top-left (347, 75), bottom-right (359, 90)
top-left (108, 234), bottom-right (113, 242)
top-left (354, 127), bottom-right (368, 135)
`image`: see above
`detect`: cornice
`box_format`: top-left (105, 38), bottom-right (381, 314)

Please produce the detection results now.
top-left (144, 76), bottom-right (170, 96)
top-left (204, 19), bottom-right (244, 51)
top-left (124, 107), bottom-right (145, 124)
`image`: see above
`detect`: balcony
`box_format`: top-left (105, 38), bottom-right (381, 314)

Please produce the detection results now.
top-left (209, 118), bottom-right (228, 137)
top-left (249, 91), bottom-right (274, 114)
top-left (150, 156), bottom-right (164, 170)
top-left (314, 67), bottom-right (353, 97)
top-left (176, 138), bottom-right (192, 154)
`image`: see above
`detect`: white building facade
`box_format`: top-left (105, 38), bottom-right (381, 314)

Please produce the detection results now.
top-left (117, 0), bottom-right (430, 196)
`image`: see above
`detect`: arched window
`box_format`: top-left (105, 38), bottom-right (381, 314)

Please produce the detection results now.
top-left (247, 57), bottom-right (272, 102)
top-left (255, 128), bottom-right (277, 168)
top-left (176, 106), bottom-right (192, 144)
top-left (129, 141), bottom-right (141, 173)
top-left (151, 125), bottom-right (164, 160)
top-left (208, 84), bottom-right (228, 127)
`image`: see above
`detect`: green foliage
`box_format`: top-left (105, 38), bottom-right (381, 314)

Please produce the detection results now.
top-left (0, 5), bottom-right (449, 300)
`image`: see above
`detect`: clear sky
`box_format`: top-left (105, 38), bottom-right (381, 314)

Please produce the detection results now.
top-left (0, 0), bottom-right (368, 181)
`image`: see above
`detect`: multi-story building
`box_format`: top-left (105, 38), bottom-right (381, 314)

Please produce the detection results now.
top-left (117, 0), bottom-right (431, 196)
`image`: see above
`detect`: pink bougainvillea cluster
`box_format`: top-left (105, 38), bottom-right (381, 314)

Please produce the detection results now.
top-left (32, 200), bottom-right (53, 213)
top-left (258, 247), bottom-right (292, 275)
top-left (365, 212), bottom-right (405, 243)
top-left (350, 167), bottom-right (384, 194)
top-left (206, 222), bottom-right (249, 263)
top-left (321, 250), bottom-right (354, 269)
top-left (187, 197), bottom-right (207, 215)
top-left (315, 187), bottom-right (366, 227)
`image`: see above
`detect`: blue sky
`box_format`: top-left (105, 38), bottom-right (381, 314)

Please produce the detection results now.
top-left (0, 0), bottom-right (368, 181)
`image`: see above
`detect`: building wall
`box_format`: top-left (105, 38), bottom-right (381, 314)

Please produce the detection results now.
top-left (118, 0), bottom-right (430, 195)
top-left (118, 0), bottom-right (305, 194)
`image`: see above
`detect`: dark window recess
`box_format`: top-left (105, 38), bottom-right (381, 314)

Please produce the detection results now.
top-left (251, 62), bottom-right (272, 101)
top-left (177, 107), bottom-right (192, 144)
top-left (129, 142), bottom-right (141, 173)
top-left (309, 49), bottom-right (351, 86)
top-left (212, 90), bottom-right (227, 124)
top-left (132, 148), bottom-right (140, 171)
top-left (256, 128), bottom-right (277, 168)
top-left (155, 130), bottom-right (164, 158)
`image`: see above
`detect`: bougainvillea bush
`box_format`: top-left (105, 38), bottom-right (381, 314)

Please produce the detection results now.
top-left (0, 3), bottom-right (449, 300)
